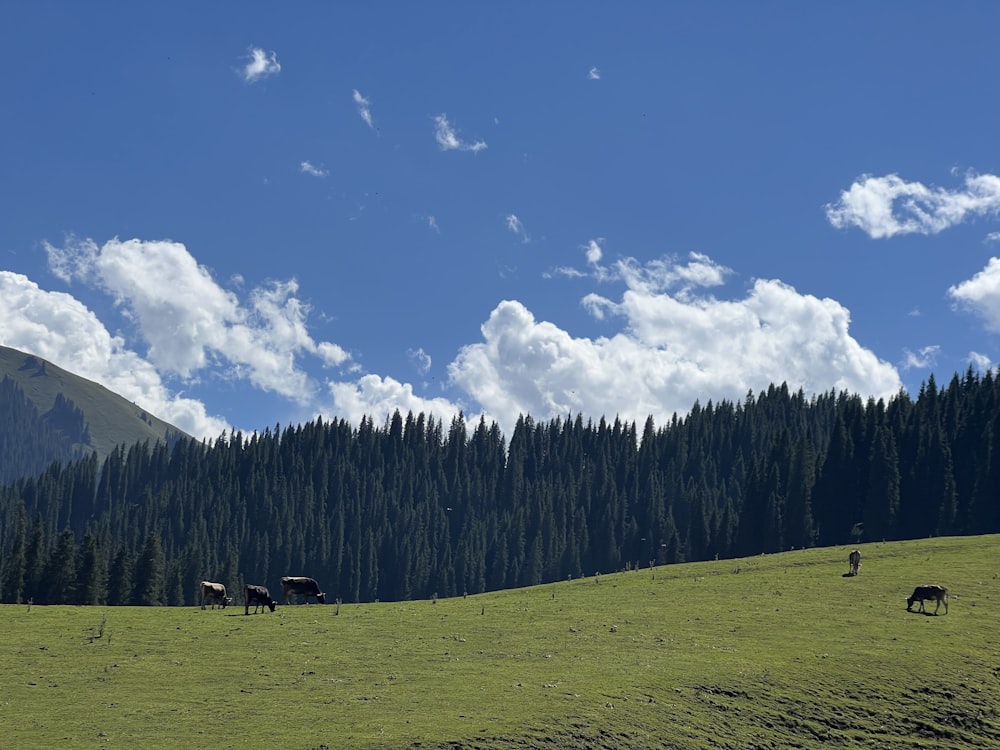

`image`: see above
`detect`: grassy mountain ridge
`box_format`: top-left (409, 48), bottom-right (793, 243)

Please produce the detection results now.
top-left (0, 345), bottom-right (190, 470)
top-left (4, 534), bottom-right (999, 749)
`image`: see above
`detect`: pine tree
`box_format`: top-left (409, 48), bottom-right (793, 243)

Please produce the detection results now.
top-left (42, 528), bottom-right (77, 604)
top-left (76, 531), bottom-right (108, 605)
top-left (131, 533), bottom-right (165, 606)
top-left (22, 516), bottom-right (47, 603)
top-left (2, 505), bottom-right (27, 603)
top-left (106, 546), bottom-right (133, 606)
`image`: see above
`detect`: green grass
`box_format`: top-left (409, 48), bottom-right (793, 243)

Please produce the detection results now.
top-left (4, 535), bottom-right (1000, 749)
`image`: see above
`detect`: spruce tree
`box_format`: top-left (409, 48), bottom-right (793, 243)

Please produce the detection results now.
top-left (2, 505), bottom-right (27, 603)
top-left (131, 533), bottom-right (166, 606)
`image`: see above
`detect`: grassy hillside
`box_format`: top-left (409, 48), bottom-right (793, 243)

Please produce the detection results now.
top-left (0, 345), bottom-right (189, 464)
top-left (4, 535), bottom-right (999, 749)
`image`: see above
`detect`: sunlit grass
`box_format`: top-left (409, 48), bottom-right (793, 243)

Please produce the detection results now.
top-left (4, 535), bottom-right (999, 749)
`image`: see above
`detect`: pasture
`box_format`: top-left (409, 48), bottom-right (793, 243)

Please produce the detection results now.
top-left (3, 535), bottom-right (999, 749)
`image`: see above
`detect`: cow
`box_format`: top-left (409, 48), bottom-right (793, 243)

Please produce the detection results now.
top-left (244, 584), bottom-right (277, 615)
top-left (200, 581), bottom-right (232, 610)
top-left (907, 584), bottom-right (949, 615)
top-left (281, 576), bottom-right (326, 605)
top-left (848, 549), bottom-right (861, 576)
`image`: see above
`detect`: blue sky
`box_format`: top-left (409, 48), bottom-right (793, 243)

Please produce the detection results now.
top-left (3, 3), bottom-right (1000, 441)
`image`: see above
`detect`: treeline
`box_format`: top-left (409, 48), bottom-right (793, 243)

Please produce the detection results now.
top-left (0, 377), bottom-right (86, 485)
top-left (2, 370), bottom-right (999, 607)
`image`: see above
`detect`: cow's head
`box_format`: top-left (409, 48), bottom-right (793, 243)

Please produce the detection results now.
top-left (267, 600), bottom-right (277, 612)
top-left (317, 593), bottom-right (327, 605)
top-left (222, 596), bottom-right (234, 608)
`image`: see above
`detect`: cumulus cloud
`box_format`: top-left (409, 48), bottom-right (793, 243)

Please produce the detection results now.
top-left (588, 67), bottom-right (601, 80)
top-left (0, 270), bottom-right (230, 439)
top-left (300, 161), bottom-right (329, 177)
top-left (326, 374), bottom-right (467, 429)
top-left (434, 114), bottom-right (487, 153)
top-left (43, 236), bottom-right (350, 404)
top-left (450, 252), bottom-right (901, 438)
top-left (353, 89), bottom-right (374, 128)
top-left (826, 172), bottom-right (1000, 239)
top-left (241, 47), bottom-right (281, 83)
top-left (948, 256), bottom-right (1000, 333)
top-left (9, 235), bottom-right (909, 445)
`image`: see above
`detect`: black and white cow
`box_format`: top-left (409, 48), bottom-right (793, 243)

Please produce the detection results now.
top-left (281, 576), bottom-right (326, 605)
top-left (244, 584), bottom-right (277, 614)
top-left (907, 584), bottom-right (949, 615)
top-left (200, 581), bottom-right (232, 609)
top-left (848, 549), bottom-right (861, 576)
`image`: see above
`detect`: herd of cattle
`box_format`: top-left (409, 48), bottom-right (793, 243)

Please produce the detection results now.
top-left (846, 549), bottom-right (949, 615)
top-left (200, 576), bottom-right (326, 615)
top-left (198, 553), bottom-right (951, 616)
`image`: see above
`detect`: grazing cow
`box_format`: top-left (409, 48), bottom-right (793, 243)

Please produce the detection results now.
top-left (848, 549), bottom-right (861, 576)
top-left (281, 576), bottom-right (326, 605)
top-left (907, 584), bottom-right (949, 615)
top-left (244, 584), bottom-right (277, 615)
top-left (200, 581), bottom-right (232, 610)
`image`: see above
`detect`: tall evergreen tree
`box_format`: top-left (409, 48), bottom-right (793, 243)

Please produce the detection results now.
top-left (131, 533), bottom-right (165, 606)
top-left (106, 546), bottom-right (133, 606)
top-left (76, 531), bottom-right (108, 605)
top-left (2, 504), bottom-right (27, 603)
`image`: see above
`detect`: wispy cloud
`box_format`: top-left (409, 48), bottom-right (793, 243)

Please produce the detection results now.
top-left (300, 161), bottom-right (329, 178)
top-left (434, 114), bottom-right (487, 153)
top-left (553, 239), bottom-right (730, 299)
top-left (241, 47), bottom-right (282, 83)
top-left (505, 214), bottom-right (529, 243)
top-left (588, 67), bottom-right (601, 80)
top-left (353, 89), bottom-right (374, 128)
top-left (825, 172), bottom-right (1000, 239)
top-left (408, 347), bottom-right (432, 375)
top-left (968, 351), bottom-right (993, 372)
top-left (901, 345), bottom-right (940, 370)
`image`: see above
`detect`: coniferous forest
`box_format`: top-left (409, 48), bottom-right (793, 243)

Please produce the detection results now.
top-left (2, 370), bottom-right (999, 607)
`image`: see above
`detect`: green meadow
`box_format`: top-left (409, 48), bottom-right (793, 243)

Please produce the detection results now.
top-left (4, 535), bottom-right (999, 749)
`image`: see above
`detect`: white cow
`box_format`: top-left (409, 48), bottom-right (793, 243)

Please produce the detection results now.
top-left (200, 581), bottom-right (232, 609)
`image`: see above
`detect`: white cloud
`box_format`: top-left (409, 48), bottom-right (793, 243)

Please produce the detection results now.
top-left (9, 237), bottom-right (909, 447)
top-left (968, 351), bottom-right (993, 372)
top-left (986, 232), bottom-right (1000, 244)
top-left (326, 374), bottom-right (467, 429)
top-left (505, 214), bottom-right (529, 242)
top-left (948, 256), bottom-right (1000, 333)
top-left (585, 238), bottom-right (603, 265)
top-left (353, 89), bottom-right (374, 128)
top-left (241, 47), bottom-right (281, 83)
top-left (826, 172), bottom-right (1000, 239)
top-left (408, 347), bottom-right (432, 375)
top-left (0, 270), bottom-right (230, 440)
top-left (43, 236), bottom-right (350, 403)
top-left (901, 345), bottom-right (940, 370)
top-left (588, 67), bottom-right (601, 80)
top-left (300, 161), bottom-right (329, 178)
top-left (434, 114), bottom-right (487, 153)
top-left (449, 253), bottom-right (901, 438)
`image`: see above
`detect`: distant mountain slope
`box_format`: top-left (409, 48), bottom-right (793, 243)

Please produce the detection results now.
top-left (0, 345), bottom-right (190, 480)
